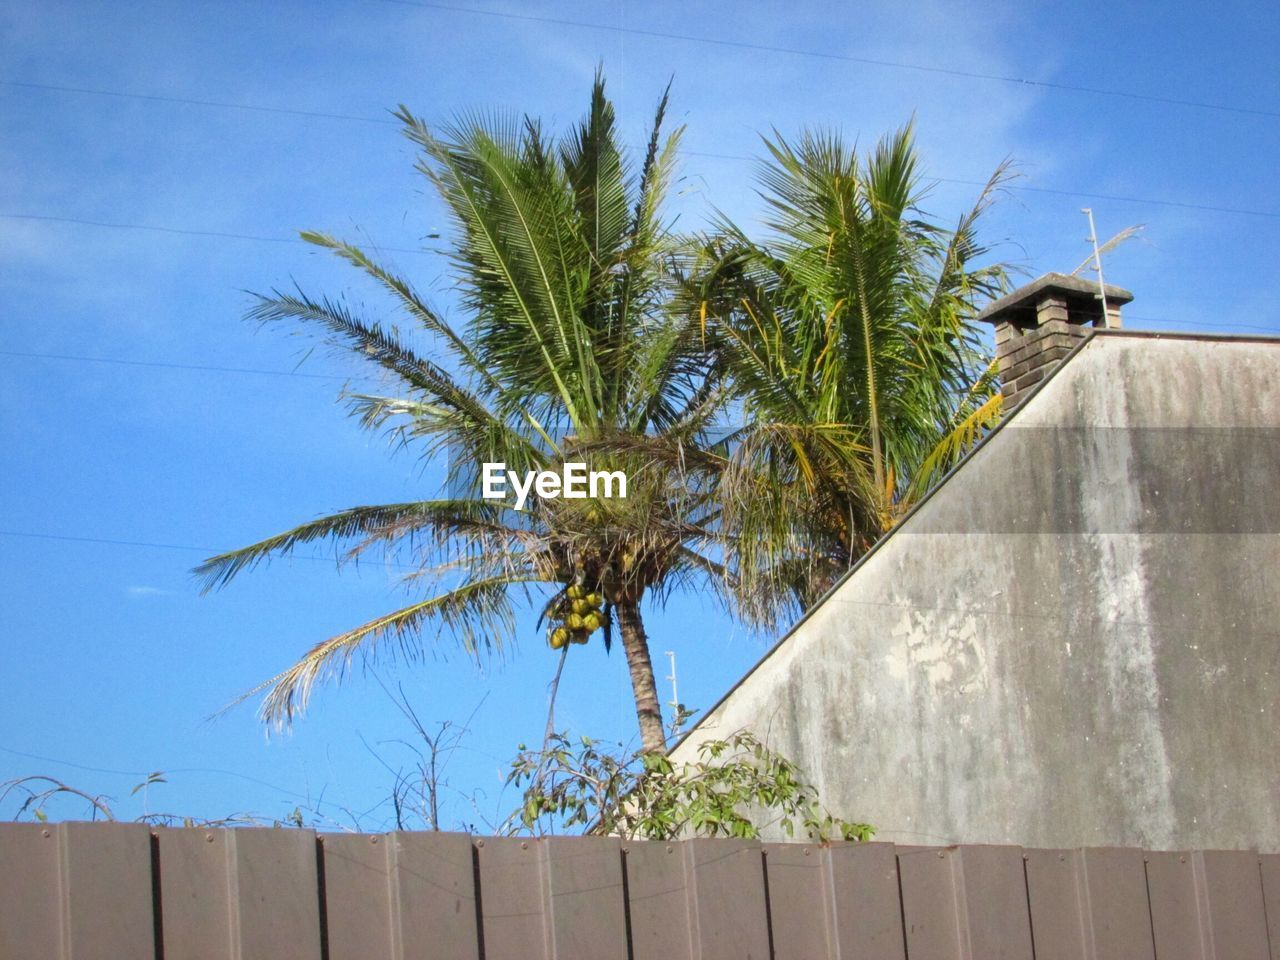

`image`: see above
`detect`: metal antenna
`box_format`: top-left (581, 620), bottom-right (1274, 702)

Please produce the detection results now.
top-left (1081, 208), bottom-right (1111, 327)
top-left (664, 651), bottom-right (680, 735)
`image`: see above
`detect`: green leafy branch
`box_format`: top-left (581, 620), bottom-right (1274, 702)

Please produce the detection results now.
top-left (506, 728), bottom-right (872, 842)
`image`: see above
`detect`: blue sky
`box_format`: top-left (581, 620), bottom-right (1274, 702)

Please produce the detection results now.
top-left (3, 0), bottom-right (1278, 829)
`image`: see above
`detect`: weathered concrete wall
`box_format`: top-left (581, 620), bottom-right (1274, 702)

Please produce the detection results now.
top-left (672, 332), bottom-right (1280, 850)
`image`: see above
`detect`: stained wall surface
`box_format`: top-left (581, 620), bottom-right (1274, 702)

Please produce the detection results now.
top-left (671, 332), bottom-right (1280, 850)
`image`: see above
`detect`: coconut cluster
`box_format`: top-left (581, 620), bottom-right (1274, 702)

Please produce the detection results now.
top-left (548, 584), bottom-right (607, 649)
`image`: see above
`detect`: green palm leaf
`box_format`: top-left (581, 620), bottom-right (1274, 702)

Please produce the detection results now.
top-left (203, 75), bottom-right (722, 753)
top-left (233, 575), bottom-right (528, 728)
top-left (695, 122), bottom-right (1011, 608)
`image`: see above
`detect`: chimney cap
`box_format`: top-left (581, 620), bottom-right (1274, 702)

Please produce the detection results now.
top-left (976, 272), bottom-right (1134, 327)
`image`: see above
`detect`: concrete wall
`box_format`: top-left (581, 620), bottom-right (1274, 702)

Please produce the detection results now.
top-left (671, 332), bottom-right (1280, 850)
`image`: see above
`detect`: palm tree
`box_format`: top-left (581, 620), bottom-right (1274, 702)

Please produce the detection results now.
top-left (688, 123), bottom-right (1009, 617)
top-left (197, 75), bottom-right (726, 754)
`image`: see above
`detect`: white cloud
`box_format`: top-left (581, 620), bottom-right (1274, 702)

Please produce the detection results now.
top-left (127, 585), bottom-right (172, 598)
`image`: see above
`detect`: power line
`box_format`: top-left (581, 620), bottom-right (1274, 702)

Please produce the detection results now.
top-left (371, 0), bottom-right (1280, 121)
top-left (691, 149), bottom-right (1280, 219)
top-left (6, 186), bottom-right (1279, 243)
top-left (0, 80), bottom-right (395, 126)
top-left (0, 348), bottom-right (378, 383)
top-left (0, 745), bottom-right (319, 804)
top-left (6, 83), bottom-right (1280, 221)
top-left (0, 529), bottom-right (227, 554)
top-left (0, 529), bottom-right (417, 572)
top-left (936, 178), bottom-right (1280, 220)
top-left (687, 158), bottom-right (1280, 221)
top-left (3, 311), bottom-right (1274, 396)
top-left (0, 212), bottom-right (431, 254)
top-left (1125, 314), bottom-right (1279, 334)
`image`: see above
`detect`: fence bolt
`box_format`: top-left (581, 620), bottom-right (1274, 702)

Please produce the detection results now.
top-left (371, 836), bottom-right (379, 844)
top-left (205, 834), bottom-right (215, 843)
top-left (476, 840), bottom-right (485, 848)
top-left (521, 842), bottom-right (528, 850)
top-left (666, 846), bottom-right (673, 854)
top-left (41, 829), bottom-right (50, 839)
top-left (937, 851), bottom-right (945, 859)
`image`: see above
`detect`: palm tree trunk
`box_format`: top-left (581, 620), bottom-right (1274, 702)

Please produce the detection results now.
top-left (613, 599), bottom-right (667, 753)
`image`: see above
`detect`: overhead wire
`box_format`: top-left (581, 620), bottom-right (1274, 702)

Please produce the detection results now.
top-left (3, 15), bottom-right (1277, 567)
top-left (0, 529), bottom-right (419, 572)
top-left (0, 348), bottom-right (371, 382)
top-left (2, 76), bottom-right (1278, 221)
top-left (0, 211), bottom-right (432, 253)
top-left (368, 0), bottom-right (1280, 121)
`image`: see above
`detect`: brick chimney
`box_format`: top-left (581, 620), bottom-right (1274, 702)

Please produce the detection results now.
top-left (977, 272), bottom-right (1134, 407)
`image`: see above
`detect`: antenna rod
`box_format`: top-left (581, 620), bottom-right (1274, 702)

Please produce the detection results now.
top-left (1081, 208), bottom-right (1111, 327)
top-left (665, 651), bottom-right (680, 735)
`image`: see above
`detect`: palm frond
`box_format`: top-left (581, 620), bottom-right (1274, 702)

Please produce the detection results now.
top-left (695, 123), bottom-right (1011, 618)
top-left (194, 500), bottom-right (522, 593)
top-left (900, 382), bottom-right (1002, 509)
top-left (246, 290), bottom-right (498, 428)
top-left (236, 575), bottom-right (529, 728)
top-left (397, 107), bottom-right (589, 424)
top-left (1070, 224), bottom-right (1144, 276)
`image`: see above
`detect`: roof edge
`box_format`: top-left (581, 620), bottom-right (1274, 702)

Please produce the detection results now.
top-left (1090, 327), bottom-right (1280, 344)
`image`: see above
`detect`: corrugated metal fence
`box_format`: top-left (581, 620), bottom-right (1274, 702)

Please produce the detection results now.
top-left (1, 823), bottom-right (1278, 959)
